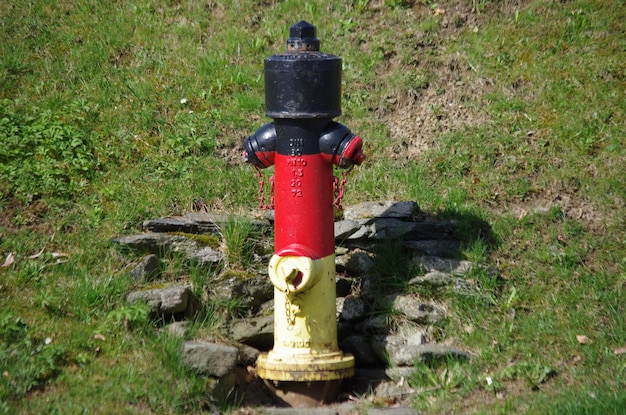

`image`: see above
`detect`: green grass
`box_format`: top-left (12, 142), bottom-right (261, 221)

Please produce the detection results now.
top-left (1, 0), bottom-right (625, 413)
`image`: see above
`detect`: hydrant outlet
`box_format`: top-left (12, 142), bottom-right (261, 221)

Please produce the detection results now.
top-left (243, 122), bottom-right (277, 169)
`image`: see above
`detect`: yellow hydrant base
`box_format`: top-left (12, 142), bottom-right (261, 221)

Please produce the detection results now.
top-left (256, 351), bottom-right (355, 381)
top-left (259, 253), bottom-right (355, 382)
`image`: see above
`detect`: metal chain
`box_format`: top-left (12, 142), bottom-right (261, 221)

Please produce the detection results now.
top-left (333, 165), bottom-right (354, 210)
top-left (255, 167), bottom-right (275, 210)
top-left (269, 175), bottom-right (275, 209)
top-left (285, 295), bottom-right (298, 329)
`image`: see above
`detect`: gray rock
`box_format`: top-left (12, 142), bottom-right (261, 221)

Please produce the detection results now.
top-left (403, 221), bottom-right (459, 241)
top-left (369, 408), bottom-right (419, 415)
top-left (126, 284), bottom-right (192, 315)
top-left (336, 249), bottom-right (374, 275)
top-left (370, 325), bottom-right (432, 367)
top-left (185, 212), bottom-right (270, 232)
top-left (385, 295), bottom-right (445, 324)
top-left (164, 321), bottom-right (188, 338)
top-left (335, 276), bottom-right (353, 298)
top-left (230, 314), bottom-right (274, 350)
top-left (396, 325), bottom-right (429, 346)
top-left (142, 217), bottom-right (210, 235)
top-left (408, 270), bottom-right (481, 297)
top-left (372, 380), bottom-right (415, 401)
top-left (342, 335), bottom-right (383, 367)
top-left (113, 232), bottom-right (196, 255)
top-left (236, 343), bottom-right (260, 366)
top-left (337, 296), bottom-right (368, 322)
top-left (402, 240), bottom-right (460, 257)
top-left (408, 270), bottom-right (453, 287)
top-left (370, 334), bottom-right (404, 365)
top-left (181, 340), bottom-right (238, 377)
top-left (212, 274), bottom-right (273, 314)
top-left (387, 343), bottom-right (471, 366)
top-left (343, 218), bottom-right (417, 241)
top-left (206, 372), bottom-right (238, 405)
top-left (358, 274), bottom-right (379, 302)
top-left (368, 218), bottom-right (418, 240)
top-left (385, 366), bottom-right (418, 382)
top-left (359, 314), bottom-right (390, 334)
top-left (344, 219), bottom-right (372, 240)
top-left (334, 219), bottom-right (361, 240)
top-left (344, 201), bottom-right (417, 220)
top-left (129, 254), bottom-right (159, 284)
top-left (144, 213), bottom-right (270, 235)
top-left (412, 255), bottom-right (474, 275)
top-left (188, 245), bottom-right (223, 265)
top-left (262, 402), bottom-right (357, 415)
top-left (112, 233), bottom-right (223, 265)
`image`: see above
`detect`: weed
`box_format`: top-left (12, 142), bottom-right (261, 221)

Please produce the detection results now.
top-left (501, 360), bottom-right (556, 390)
top-left (0, 99), bottom-right (100, 202)
top-left (219, 217), bottom-right (256, 269)
top-left (0, 312), bottom-right (67, 402)
top-left (106, 302), bottom-right (152, 332)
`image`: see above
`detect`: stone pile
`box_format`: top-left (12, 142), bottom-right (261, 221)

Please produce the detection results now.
top-left (113, 201), bottom-right (492, 410)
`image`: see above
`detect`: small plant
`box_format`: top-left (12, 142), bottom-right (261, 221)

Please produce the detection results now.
top-left (501, 360), bottom-right (556, 390)
top-left (106, 302), bottom-right (152, 331)
top-left (409, 359), bottom-right (468, 394)
top-left (0, 99), bottom-right (100, 202)
top-left (0, 312), bottom-right (67, 402)
top-left (220, 217), bottom-right (256, 269)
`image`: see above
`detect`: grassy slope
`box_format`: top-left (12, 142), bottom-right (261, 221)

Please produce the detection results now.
top-left (1, 0), bottom-right (624, 413)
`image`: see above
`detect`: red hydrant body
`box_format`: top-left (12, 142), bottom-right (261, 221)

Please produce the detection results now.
top-left (243, 21), bottom-right (365, 405)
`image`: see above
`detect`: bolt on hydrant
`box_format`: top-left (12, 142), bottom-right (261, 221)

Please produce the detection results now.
top-left (243, 21), bottom-right (365, 406)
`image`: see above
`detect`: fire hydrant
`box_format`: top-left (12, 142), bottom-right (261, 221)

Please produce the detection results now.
top-left (243, 21), bottom-right (365, 405)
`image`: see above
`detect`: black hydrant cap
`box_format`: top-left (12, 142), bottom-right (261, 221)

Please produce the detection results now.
top-left (287, 20), bottom-right (320, 51)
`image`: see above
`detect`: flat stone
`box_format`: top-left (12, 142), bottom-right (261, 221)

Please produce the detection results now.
top-left (372, 380), bottom-right (416, 402)
top-left (126, 284), bottom-right (192, 315)
top-left (181, 340), bottom-right (238, 377)
top-left (402, 240), bottom-right (460, 257)
top-left (334, 219), bottom-right (361, 240)
top-left (408, 270), bottom-right (453, 287)
top-left (164, 321), bottom-right (188, 338)
top-left (344, 201), bottom-right (417, 220)
top-left (188, 245), bottom-right (223, 265)
top-left (389, 343), bottom-right (471, 366)
top-left (263, 402), bottom-right (357, 415)
top-left (113, 233), bottom-right (196, 256)
top-left (211, 274), bottom-right (273, 315)
top-left (412, 255), bottom-right (474, 275)
top-left (142, 217), bottom-right (210, 234)
top-left (403, 221), bottom-right (459, 241)
top-left (345, 220), bottom-right (372, 240)
top-left (371, 218), bottom-right (417, 240)
top-left (396, 324), bottom-right (429, 346)
top-left (236, 343), bottom-right (260, 366)
top-left (385, 366), bottom-right (418, 382)
top-left (383, 295), bottom-right (445, 324)
top-left (359, 314), bottom-right (390, 334)
top-left (229, 314), bottom-right (274, 350)
top-left (335, 276), bottom-right (353, 298)
top-left (370, 334), bottom-right (404, 365)
top-left (336, 295), bottom-right (368, 322)
top-left (342, 335), bottom-right (383, 367)
top-left (129, 254), bottom-right (159, 284)
top-left (369, 408), bottom-right (419, 415)
top-left (336, 250), bottom-right (374, 275)
top-left (184, 212), bottom-right (270, 232)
